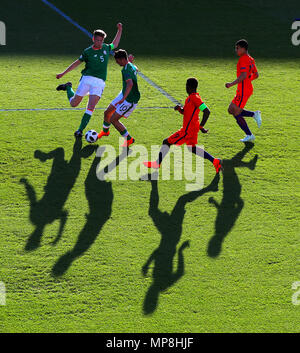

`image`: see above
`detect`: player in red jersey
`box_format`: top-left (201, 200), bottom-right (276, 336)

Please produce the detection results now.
top-left (143, 78), bottom-right (222, 173)
top-left (226, 39), bottom-right (262, 142)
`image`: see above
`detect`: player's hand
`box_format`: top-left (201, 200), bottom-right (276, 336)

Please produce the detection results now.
top-left (200, 127), bottom-right (209, 134)
top-left (225, 82), bottom-right (232, 88)
top-left (115, 98), bottom-right (125, 106)
top-left (174, 105), bottom-right (182, 111)
top-left (117, 23), bottom-right (123, 30)
top-left (56, 73), bottom-right (64, 79)
top-left (128, 54), bottom-right (134, 63)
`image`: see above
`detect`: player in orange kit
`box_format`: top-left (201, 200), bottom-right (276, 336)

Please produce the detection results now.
top-left (226, 39), bottom-right (262, 142)
top-left (143, 77), bottom-right (222, 173)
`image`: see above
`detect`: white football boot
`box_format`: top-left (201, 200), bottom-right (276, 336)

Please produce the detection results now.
top-left (240, 134), bottom-right (255, 142)
top-left (253, 110), bottom-right (262, 128)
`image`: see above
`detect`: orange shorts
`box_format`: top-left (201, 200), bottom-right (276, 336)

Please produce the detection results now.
top-left (232, 86), bottom-right (253, 109)
top-left (167, 128), bottom-right (198, 146)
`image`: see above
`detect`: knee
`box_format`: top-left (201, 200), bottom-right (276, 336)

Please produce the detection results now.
top-left (70, 99), bottom-right (79, 108)
top-left (227, 106), bottom-right (233, 115)
top-left (104, 109), bottom-right (111, 121)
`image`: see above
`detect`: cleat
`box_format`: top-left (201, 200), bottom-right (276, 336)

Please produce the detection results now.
top-left (122, 137), bottom-right (135, 147)
top-left (213, 159), bottom-right (222, 174)
top-left (56, 82), bottom-right (72, 91)
top-left (253, 110), bottom-right (262, 128)
top-left (143, 161), bottom-right (161, 169)
top-left (74, 129), bottom-right (83, 138)
top-left (97, 130), bottom-right (110, 139)
top-left (240, 134), bottom-right (255, 143)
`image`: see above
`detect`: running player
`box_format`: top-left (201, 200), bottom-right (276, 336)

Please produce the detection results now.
top-left (225, 39), bottom-right (261, 142)
top-left (143, 77), bottom-right (222, 173)
top-left (97, 49), bottom-right (140, 147)
top-left (56, 23), bottom-right (123, 138)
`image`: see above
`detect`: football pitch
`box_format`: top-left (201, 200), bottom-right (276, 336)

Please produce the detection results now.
top-left (0, 0), bottom-right (299, 333)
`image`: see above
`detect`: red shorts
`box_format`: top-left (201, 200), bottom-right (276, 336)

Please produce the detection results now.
top-left (167, 128), bottom-right (198, 146)
top-left (232, 86), bottom-right (253, 109)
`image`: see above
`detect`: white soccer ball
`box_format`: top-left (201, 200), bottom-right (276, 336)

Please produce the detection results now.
top-left (85, 130), bottom-right (98, 143)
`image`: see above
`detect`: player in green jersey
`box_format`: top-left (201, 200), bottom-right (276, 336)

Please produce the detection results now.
top-left (56, 23), bottom-right (123, 138)
top-left (97, 49), bottom-right (140, 147)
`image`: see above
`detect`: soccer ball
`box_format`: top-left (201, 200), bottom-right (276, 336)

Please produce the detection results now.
top-left (85, 130), bottom-right (98, 143)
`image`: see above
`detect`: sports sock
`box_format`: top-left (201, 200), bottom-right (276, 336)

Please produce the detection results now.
top-left (191, 146), bottom-right (214, 163)
top-left (78, 109), bottom-right (93, 132)
top-left (66, 85), bottom-right (75, 101)
top-left (234, 115), bottom-right (252, 135)
top-left (120, 129), bottom-right (132, 140)
top-left (240, 109), bottom-right (254, 117)
top-left (102, 121), bottom-right (111, 132)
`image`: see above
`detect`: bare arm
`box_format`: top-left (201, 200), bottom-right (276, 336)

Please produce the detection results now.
top-left (116, 79), bottom-right (133, 105)
top-left (225, 72), bottom-right (247, 88)
top-left (199, 107), bottom-right (210, 133)
top-left (112, 23), bottom-right (123, 49)
top-left (56, 59), bottom-right (82, 79)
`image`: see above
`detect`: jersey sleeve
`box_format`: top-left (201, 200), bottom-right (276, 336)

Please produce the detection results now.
top-left (123, 67), bottom-right (135, 81)
top-left (191, 94), bottom-right (204, 108)
top-left (78, 50), bottom-right (87, 62)
top-left (251, 60), bottom-right (258, 74)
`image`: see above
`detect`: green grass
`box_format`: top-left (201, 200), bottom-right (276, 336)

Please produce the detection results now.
top-left (0, 0), bottom-right (299, 333)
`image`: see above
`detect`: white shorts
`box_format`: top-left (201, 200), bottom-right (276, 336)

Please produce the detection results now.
top-left (110, 92), bottom-right (138, 118)
top-left (76, 75), bottom-right (105, 97)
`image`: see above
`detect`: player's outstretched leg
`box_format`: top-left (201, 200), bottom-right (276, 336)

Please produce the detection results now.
top-left (228, 103), bottom-right (255, 142)
top-left (110, 112), bottom-right (135, 147)
top-left (98, 104), bottom-right (115, 139)
top-left (188, 146), bottom-right (222, 174)
top-left (238, 109), bottom-right (262, 128)
top-left (75, 95), bottom-right (100, 138)
top-left (143, 139), bottom-right (171, 169)
top-left (74, 109), bottom-right (94, 138)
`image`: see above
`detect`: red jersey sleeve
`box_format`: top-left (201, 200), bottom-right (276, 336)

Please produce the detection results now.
top-left (190, 94), bottom-right (204, 108)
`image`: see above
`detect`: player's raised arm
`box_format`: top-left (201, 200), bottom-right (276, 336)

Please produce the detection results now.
top-left (112, 23), bottom-right (123, 49)
top-left (56, 59), bottom-right (82, 79)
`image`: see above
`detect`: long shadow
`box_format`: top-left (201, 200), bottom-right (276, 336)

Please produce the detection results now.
top-left (207, 143), bottom-right (258, 258)
top-left (20, 139), bottom-right (96, 251)
top-left (142, 173), bottom-right (220, 315)
top-left (51, 148), bottom-right (115, 277)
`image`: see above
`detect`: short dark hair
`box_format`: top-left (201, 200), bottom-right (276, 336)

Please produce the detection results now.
top-left (114, 49), bottom-right (128, 60)
top-left (93, 29), bottom-right (107, 39)
top-left (235, 39), bottom-right (248, 50)
top-left (186, 77), bottom-right (198, 90)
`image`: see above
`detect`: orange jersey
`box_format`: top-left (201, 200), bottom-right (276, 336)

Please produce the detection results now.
top-left (182, 92), bottom-right (204, 132)
top-left (237, 53), bottom-right (257, 91)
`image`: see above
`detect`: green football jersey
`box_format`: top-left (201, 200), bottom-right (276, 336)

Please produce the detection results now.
top-left (78, 43), bottom-right (113, 81)
top-left (122, 63), bottom-right (140, 104)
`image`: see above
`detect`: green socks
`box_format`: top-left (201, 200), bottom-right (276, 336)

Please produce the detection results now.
top-left (66, 85), bottom-right (75, 101)
top-left (102, 121), bottom-right (111, 133)
top-left (78, 110), bottom-right (93, 132)
top-left (120, 129), bottom-right (132, 140)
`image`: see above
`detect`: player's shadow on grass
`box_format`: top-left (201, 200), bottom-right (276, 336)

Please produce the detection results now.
top-left (20, 139), bottom-right (96, 251)
top-left (142, 173), bottom-right (220, 315)
top-left (207, 143), bottom-right (258, 258)
top-left (51, 146), bottom-right (119, 277)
